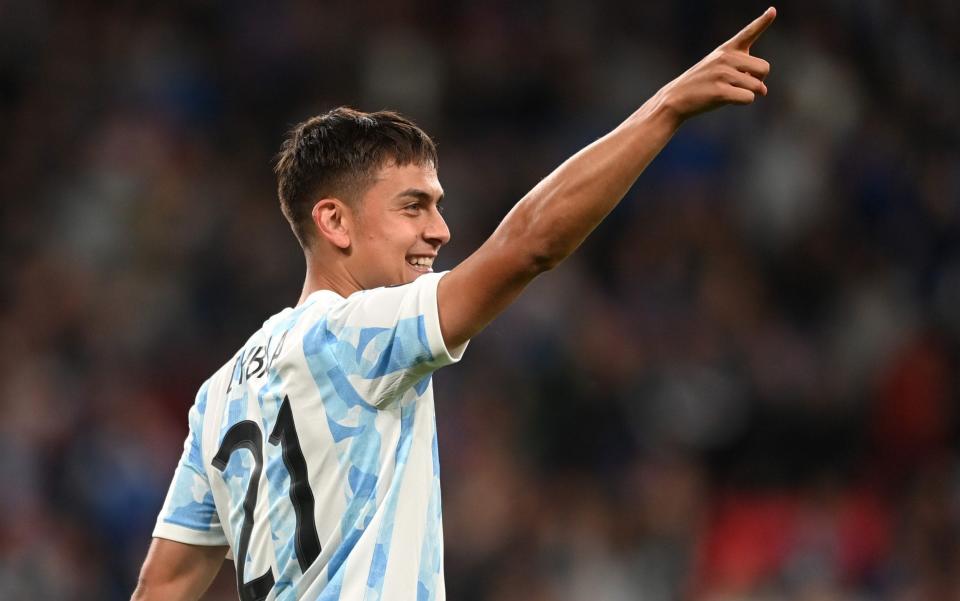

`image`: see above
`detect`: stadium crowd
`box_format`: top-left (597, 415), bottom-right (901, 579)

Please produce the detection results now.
top-left (1, 1), bottom-right (958, 599)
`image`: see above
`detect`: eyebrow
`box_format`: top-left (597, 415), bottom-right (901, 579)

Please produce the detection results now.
top-left (396, 188), bottom-right (444, 205)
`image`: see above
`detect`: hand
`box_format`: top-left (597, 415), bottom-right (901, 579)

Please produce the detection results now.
top-left (657, 7), bottom-right (776, 124)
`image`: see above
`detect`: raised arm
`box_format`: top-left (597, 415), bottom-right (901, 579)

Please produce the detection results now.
top-left (131, 538), bottom-right (228, 601)
top-left (438, 8), bottom-right (776, 348)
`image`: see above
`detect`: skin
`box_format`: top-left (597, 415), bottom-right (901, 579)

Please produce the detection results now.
top-left (131, 539), bottom-right (227, 600)
top-left (296, 161), bottom-right (450, 303)
top-left (133, 8), bottom-right (776, 600)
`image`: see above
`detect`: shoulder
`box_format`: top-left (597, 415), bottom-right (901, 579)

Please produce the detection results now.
top-left (326, 272), bottom-right (447, 324)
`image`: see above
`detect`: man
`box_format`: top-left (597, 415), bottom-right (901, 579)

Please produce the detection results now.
top-left (133, 8), bottom-right (775, 600)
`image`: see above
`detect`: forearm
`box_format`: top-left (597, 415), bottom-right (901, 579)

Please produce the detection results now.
top-left (131, 579), bottom-right (207, 601)
top-left (495, 91), bottom-right (680, 272)
top-left (489, 7), bottom-right (776, 274)
top-left (131, 539), bottom-right (226, 601)
top-left (437, 8), bottom-right (774, 349)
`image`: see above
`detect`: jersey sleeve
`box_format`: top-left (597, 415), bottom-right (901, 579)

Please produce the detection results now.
top-left (152, 381), bottom-right (228, 546)
top-left (304, 271), bottom-right (468, 406)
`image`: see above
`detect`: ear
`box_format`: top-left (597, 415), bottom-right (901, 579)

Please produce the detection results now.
top-left (311, 198), bottom-right (352, 250)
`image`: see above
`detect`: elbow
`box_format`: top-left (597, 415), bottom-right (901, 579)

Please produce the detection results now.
top-left (494, 204), bottom-right (567, 275)
top-left (528, 249), bottom-right (563, 274)
top-left (512, 228), bottom-right (563, 274)
top-left (527, 232), bottom-right (572, 273)
top-left (522, 209), bottom-right (576, 274)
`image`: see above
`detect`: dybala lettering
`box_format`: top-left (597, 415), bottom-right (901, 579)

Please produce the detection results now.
top-left (228, 331), bottom-right (289, 394)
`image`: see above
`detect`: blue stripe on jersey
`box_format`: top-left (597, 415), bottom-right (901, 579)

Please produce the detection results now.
top-left (318, 314), bottom-right (431, 382)
top-left (164, 381), bottom-right (221, 531)
top-left (416, 429), bottom-right (443, 601)
top-left (220, 354), bottom-right (253, 558)
top-left (188, 381), bottom-right (210, 468)
top-left (363, 401), bottom-right (416, 600)
top-left (356, 327), bottom-right (390, 364)
top-left (329, 367), bottom-right (379, 411)
top-left (303, 318), bottom-right (383, 599)
top-left (302, 313), bottom-right (435, 599)
top-left (255, 304), bottom-right (314, 596)
top-left (164, 494), bottom-right (219, 531)
top-left (364, 315), bottom-right (433, 379)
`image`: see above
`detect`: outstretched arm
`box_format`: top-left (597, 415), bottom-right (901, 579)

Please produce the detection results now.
top-left (438, 8), bottom-right (776, 348)
top-left (131, 538), bottom-right (228, 601)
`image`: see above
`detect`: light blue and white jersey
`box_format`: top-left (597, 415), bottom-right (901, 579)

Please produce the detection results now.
top-left (153, 272), bottom-right (466, 600)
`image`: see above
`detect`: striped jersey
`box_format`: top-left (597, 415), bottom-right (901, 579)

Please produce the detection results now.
top-left (153, 272), bottom-right (466, 600)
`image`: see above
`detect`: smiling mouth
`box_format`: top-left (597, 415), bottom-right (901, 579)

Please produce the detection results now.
top-left (407, 256), bottom-right (435, 273)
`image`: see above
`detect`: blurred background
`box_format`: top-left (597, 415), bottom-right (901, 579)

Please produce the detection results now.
top-left (2, 0), bottom-right (959, 599)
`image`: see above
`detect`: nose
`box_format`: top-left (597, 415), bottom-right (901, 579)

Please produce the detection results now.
top-left (424, 208), bottom-right (451, 247)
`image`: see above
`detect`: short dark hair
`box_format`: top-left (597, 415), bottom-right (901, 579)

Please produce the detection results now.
top-left (274, 107), bottom-right (438, 248)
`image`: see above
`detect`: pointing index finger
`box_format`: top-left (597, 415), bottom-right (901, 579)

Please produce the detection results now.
top-left (726, 7), bottom-right (777, 52)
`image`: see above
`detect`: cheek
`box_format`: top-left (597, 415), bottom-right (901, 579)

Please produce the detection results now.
top-left (355, 222), bottom-right (387, 250)
top-left (354, 217), bottom-right (414, 260)
top-left (361, 233), bottom-right (404, 267)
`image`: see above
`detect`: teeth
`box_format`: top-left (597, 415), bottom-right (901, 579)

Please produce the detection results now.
top-left (408, 257), bottom-right (434, 268)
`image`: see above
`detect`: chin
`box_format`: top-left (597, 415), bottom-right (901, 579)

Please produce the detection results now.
top-left (404, 267), bottom-right (431, 283)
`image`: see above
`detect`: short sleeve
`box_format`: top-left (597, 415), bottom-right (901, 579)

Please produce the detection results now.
top-left (152, 382), bottom-right (228, 546)
top-left (302, 271), bottom-right (468, 406)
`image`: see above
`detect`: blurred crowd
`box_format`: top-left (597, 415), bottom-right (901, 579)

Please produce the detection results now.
top-left (1, 1), bottom-right (959, 599)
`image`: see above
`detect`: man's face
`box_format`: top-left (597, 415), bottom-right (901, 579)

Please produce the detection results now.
top-left (346, 161), bottom-right (450, 290)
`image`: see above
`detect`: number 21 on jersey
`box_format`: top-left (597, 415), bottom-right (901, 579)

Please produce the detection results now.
top-left (212, 395), bottom-right (320, 601)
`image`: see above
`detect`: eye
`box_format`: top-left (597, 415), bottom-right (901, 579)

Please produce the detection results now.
top-left (402, 203), bottom-right (422, 215)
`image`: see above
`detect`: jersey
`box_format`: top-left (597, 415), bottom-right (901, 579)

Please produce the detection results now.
top-left (152, 272), bottom-right (467, 600)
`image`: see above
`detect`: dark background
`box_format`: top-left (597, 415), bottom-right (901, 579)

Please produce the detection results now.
top-left (1, 1), bottom-right (959, 599)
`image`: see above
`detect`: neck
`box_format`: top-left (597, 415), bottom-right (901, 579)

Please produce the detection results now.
top-left (297, 253), bottom-right (362, 306)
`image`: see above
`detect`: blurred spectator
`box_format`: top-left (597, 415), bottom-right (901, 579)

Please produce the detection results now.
top-left (0, 1), bottom-right (957, 599)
